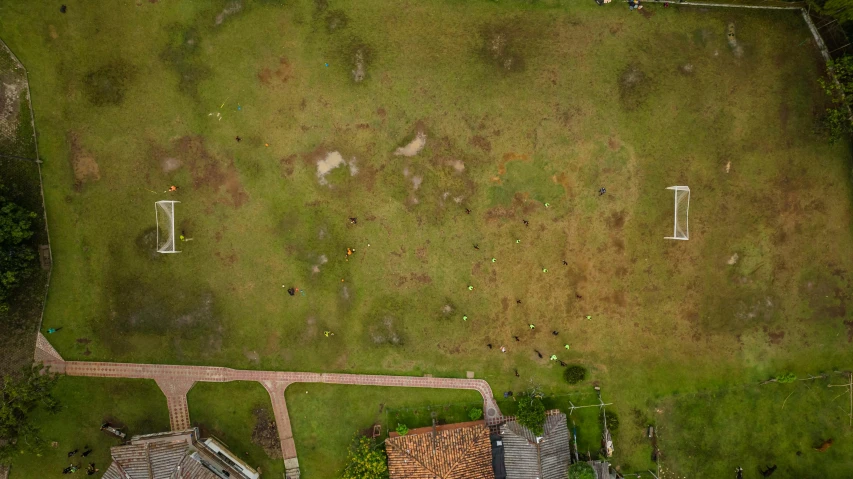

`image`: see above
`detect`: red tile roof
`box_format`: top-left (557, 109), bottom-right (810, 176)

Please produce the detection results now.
top-left (386, 421), bottom-right (495, 479)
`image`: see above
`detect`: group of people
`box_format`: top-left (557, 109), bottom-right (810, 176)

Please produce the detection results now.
top-left (594, 0), bottom-right (643, 10)
top-left (62, 447), bottom-right (98, 475)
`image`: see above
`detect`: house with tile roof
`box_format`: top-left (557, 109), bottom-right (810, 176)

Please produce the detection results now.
top-left (385, 420), bottom-right (495, 479)
top-left (499, 410), bottom-right (571, 479)
top-left (101, 428), bottom-right (260, 479)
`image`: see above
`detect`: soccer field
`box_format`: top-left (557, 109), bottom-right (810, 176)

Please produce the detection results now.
top-left (2, 0), bottom-right (852, 476)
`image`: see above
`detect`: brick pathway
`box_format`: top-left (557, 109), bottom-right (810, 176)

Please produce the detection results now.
top-left (34, 333), bottom-right (502, 477)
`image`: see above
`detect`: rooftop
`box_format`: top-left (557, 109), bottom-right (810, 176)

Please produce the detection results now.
top-left (101, 428), bottom-right (259, 479)
top-left (386, 420), bottom-right (495, 479)
top-left (500, 411), bottom-right (570, 479)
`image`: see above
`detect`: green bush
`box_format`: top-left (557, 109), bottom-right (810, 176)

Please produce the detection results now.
top-left (567, 461), bottom-right (596, 479)
top-left (0, 364), bottom-right (58, 464)
top-left (516, 393), bottom-right (546, 436)
top-left (601, 410), bottom-right (619, 432)
top-left (0, 185), bottom-right (38, 313)
top-left (468, 407), bottom-right (483, 421)
top-left (563, 366), bottom-right (587, 385)
top-left (818, 55), bottom-right (853, 144)
top-left (341, 435), bottom-right (388, 479)
top-left (395, 423), bottom-right (408, 436)
top-left (776, 372), bottom-right (797, 384)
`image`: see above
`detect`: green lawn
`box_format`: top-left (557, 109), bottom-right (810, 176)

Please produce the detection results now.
top-left (656, 375), bottom-right (853, 478)
top-left (187, 381), bottom-right (285, 478)
top-left (1, 0), bottom-right (852, 476)
top-left (285, 384), bottom-right (482, 478)
top-left (9, 377), bottom-right (168, 478)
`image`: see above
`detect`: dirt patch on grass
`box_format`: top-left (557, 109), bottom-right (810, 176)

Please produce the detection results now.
top-left (316, 150), bottom-right (352, 185)
top-left (480, 21), bottom-right (530, 73)
top-left (252, 408), bottom-right (282, 459)
top-left (395, 131), bottom-right (427, 157)
top-left (369, 315), bottom-right (405, 346)
top-left (214, 1), bottom-right (242, 26)
top-left (67, 132), bottom-right (101, 188)
top-left (83, 61), bottom-right (135, 106)
top-left (134, 227), bottom-right (161, 260)
top-left (161, 157), bottom-right (182, 173)
top-left (470, 135), bottom-right (491, 153)
top-left (280, 154), bottom-right (296, 177)
top-left (618, 64), bottom-right (649, 111)
top-left (176, 135), bottom-right (248, 207)
top-left (258, 57), bottom-right (293, 86)
top-left (325, 9), bottom-right (349, 32)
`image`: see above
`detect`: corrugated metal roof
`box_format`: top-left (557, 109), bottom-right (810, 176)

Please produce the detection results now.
top-left (500, 413), bottom-right (570, 479)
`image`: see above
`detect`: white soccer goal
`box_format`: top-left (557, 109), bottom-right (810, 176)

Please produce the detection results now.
top-left (154, 201), bottom-right (180, 253)
top-left (665, 186), bottom-right (690, 241)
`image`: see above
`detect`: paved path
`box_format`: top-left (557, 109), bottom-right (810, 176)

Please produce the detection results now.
top-left (34, 333), bottom-right (502, 477)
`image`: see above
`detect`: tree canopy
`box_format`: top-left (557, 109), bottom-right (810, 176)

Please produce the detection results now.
top-left (516, 392), bottom-right (546, 436)
top-left (341, 435), bottom-right (388, 479)
top-left (567, 461), bottom-right (596, 479)
top-left (0, 185), bottom-right (38, 313)
top-left (0, 364), bottom-right (58, 463)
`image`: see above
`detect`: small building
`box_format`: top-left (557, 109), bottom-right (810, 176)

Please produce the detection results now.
top-left (102, 428), bottom-right (260, 479)
top-left (499, 410), bottom-right (571, 479)
top-left (385, 420), bottom-right (495, 479)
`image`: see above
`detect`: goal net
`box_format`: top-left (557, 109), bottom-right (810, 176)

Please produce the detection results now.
top-left (155, 201), bottom-right (180, 253)
top-left (665, 186), bottom-right (690, 241)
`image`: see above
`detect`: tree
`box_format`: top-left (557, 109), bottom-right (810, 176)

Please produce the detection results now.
top-left (601, 410), bottom-right (619, 432)
top-left (808, 0), bottom-right (853, 24)
top-left (468, 407), bottom-right (483, 421)
top-left (818, 55), bottom-right (853, 144)
top-left (341, 435), bottom-right (388, 479)
top-left (395, 423), bottom-right (408, 436)
top-left (563, 366), bottom-right (587, 385)
top-left (516, 391), bottom-right (546, 436)
top-left (0, 185), bottom-right (38, 313)
top-left (567, 461), bottom-right (596, 479)
top-left (0, 364), bottom-right (58, 464)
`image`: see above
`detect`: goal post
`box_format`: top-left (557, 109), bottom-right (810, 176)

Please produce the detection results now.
top-left (155, 200), bottom-right (180, 253)
top-left (665, 186), bottom-right (690, 241)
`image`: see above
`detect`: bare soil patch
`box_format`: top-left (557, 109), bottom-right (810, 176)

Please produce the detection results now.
top-left (252, 408), bottom-right (282, 459)
top-left (258, 57), bottom-right (293, 86)
top-left (175, 136), bottom-right (248, 207)
top-left (395, 131), bottom-right (426, 157)
top-left (67, 132), bottom-right (101, 188)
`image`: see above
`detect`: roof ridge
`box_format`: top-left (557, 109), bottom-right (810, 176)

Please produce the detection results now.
top-left (443, 426), bottom-right (486, 478)
top-left (387, 440), bottom-right (442, 476)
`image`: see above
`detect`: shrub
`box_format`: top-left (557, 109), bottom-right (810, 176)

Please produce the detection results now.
top-left (567, 461), bottom-right (596, 479)
top-left (395, 423), bottom-right (408, 436)
top-left (516, 393), bottom-right (546, 436)
top-left (818, 55), bottom-right (853, 144)
top-left (468, 407), bottom-right (483, 421)
top-left (341, 435), bottom-right (388, 479)
top-left (601, 410), bottom-right (619, 432)
top-left (563, 365), bottom-right (587, 385)
top-left (776, 372), bottom-right (796, 384)
top-left (0, 185), bottom-right (38, 313)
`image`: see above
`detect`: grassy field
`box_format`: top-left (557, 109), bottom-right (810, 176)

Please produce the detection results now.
top-left (187, 381), bottom-right (286, 477)
top-left (656, 375), bottom-right (853, 478)
top-left (1, 0), bottom-right (852, 476)
top-left (9, 377), bottom-right (169, 478)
